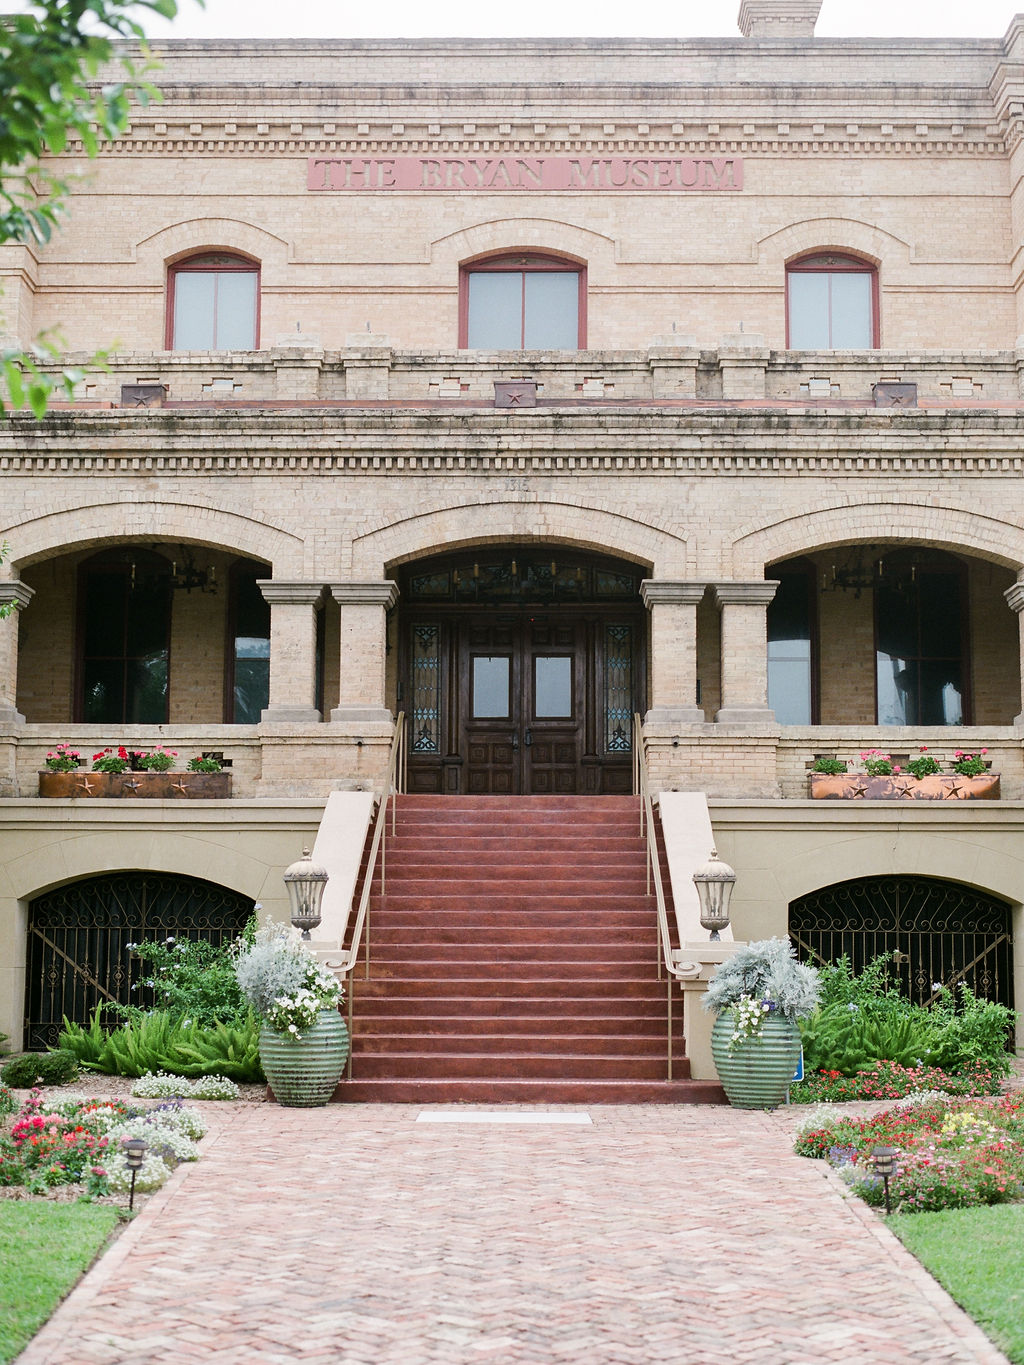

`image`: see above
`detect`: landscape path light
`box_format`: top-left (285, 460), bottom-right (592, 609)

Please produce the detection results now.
top-left (284, 847), bottom-right (329, 939)
top-left (872, 1145), bottom-right (897, 1215)
top-left (692, 849), bottom-right (737, 940)
top-left (124, 1137), bottom-right (147, 1211)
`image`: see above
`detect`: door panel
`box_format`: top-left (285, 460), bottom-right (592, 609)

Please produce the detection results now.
top-left (404, 603), bottom-right (641, 794)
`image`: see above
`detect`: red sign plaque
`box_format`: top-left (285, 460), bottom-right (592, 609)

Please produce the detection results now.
top-left (307, 155), bottom-right (743, 192)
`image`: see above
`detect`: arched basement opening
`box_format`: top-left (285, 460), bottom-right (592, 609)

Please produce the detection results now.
top-left (25, 872), bottom-right (255, 1049)
top-left (788, 874), bottom-right (1013, 1011)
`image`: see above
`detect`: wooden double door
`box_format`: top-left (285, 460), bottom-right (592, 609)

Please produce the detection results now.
top-left (404, 607), bottom-right (642, 795)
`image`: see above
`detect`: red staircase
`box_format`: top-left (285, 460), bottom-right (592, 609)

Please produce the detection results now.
top-left (339, 795), bottom-right (725, 1103)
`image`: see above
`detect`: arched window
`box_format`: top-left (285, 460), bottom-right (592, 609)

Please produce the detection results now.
top-left (76, 549), bottom-right (171, 724)
top-left (460, 252), bottom-right (585, 349)
top-left (875, 549), bottom-right (968, 725)
top-left (167, 252), bottom-right (260, 350)
top-left (786, 251), bottom-right (877, 349)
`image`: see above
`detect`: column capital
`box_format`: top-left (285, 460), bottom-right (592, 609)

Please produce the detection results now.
top-left (0, 582), bottom-right (35, 610)
top-left (640, 580), bottom-right (707, 608)
top-left (257, 580), bottom-right (325, 607)
top-left (712, 580), bottom-right (779, 609)
top-left (1005, 582), bottom-right (1024, 614)
top-left (330, 581), bottom-right (399, 609)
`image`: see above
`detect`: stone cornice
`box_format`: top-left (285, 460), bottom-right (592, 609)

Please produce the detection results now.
top-left (713, 581), bottom-right (780, 608)
top-left (640, 580), bottom-right (707, 607)
top-left (257, 581), bottom-right (324, 606)
top-left (7, 408), bottom-right (1024, 476)
top-left (330, 582), bottom-right (399, 609)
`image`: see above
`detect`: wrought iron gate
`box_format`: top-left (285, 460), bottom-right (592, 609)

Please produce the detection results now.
top-left (25, 872), bottom-right (255, 1049)
top-left (789, 875), bottom-right (1013, 1010)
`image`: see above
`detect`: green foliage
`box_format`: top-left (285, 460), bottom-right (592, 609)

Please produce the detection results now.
top-left (59, 1005), bottom-right (264, 1083)
top-left (810, 756), bottom-right (847, 775)
top-left (905, 749), bottom-right (942, 778)
top-left (0, 1048), bottom-right (79, 1088)
top-left (186, 754), bottom-right (222, 772)
top-left (0, 1), bottom-right (199, 415)
top-left (702, 937), bottom-right (820, 1022)
top-left (797, 955), bottom-right (1015, 1079)
top-left (119, 933), bottom-right (250, 1028)
top-left (0, 1084), bottom-right (15, 1116)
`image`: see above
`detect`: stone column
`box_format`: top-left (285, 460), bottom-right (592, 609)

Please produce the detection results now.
top-left (640, 581), bottom-right (706, 724)
top-left (330, 581), bottom-right (399, 724)
top-left (0, 583), bottom-right (34, 723)
top-left (1004, 579), bottom-right (1024, 725)
top-left (257, 582), bottom-right (324, 723)
top-left (713, 581), bottom-right (779, 723)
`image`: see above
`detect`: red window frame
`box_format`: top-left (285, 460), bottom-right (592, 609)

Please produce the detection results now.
top-left (785, 251), bottom-right (879, 349)
top-left (458, 251), bottom-right (587, 349)
top-left (165, 251), bottom-right (261, 351)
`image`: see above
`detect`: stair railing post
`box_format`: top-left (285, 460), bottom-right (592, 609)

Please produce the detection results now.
top-left (346, 969), bottom-right (355, 1078)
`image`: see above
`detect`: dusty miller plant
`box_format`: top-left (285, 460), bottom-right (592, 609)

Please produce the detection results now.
top-left (233, 920), bottom-right (342, 1037)
top-left (702, 937), bottom-right (821, 1023)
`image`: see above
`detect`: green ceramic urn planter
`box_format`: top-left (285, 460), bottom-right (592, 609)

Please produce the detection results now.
top-left (259, 1008), bottom-right (350, 1107)
top-left (710, 1009), bottom-right (802, 1110)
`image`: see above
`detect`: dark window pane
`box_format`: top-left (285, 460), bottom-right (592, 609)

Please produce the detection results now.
top-left (82, 660), bottom-right (123, 724)
top-left (234, 658), bottom-right (269, 724)
top-left (126, 656), bottom-right (168, 723)
top-left (919, 660), bottom-right (963, 725)
top-left (767, 571), bottom-right (812, 724)
top-left (125, 579), bottom-right (171, 657)
top-left (83, 572), bottom-right (126, 655)
top-left (919, 574), bottom-right (959, 656)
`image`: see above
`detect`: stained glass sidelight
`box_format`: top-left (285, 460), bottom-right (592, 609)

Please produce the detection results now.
top-left (411, 623), bottom-right (441, 752)
top-left (604, 623), bottom-right (633, 752)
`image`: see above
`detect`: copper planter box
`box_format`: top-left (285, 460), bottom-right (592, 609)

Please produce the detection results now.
top-left (809, 773), bottom-right (999, 801)
top-left (39, 770), bottom-right (231, 799)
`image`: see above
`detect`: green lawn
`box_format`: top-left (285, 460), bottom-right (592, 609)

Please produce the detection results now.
top-left (0, 1202), bottom-right (119, 1363)
top-left (891, 1204), bottom-right (1024, 1363)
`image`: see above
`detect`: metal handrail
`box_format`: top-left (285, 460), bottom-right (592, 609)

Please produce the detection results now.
top-left (336, 712), bottom-right (406, 1078)
top-left (632, 713), bottom-right (697, 1081)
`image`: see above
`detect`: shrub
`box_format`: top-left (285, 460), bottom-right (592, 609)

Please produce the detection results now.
top-left (797, 954), bottom-right (1014, 1080)
top-left (1, 1049), bottom-right (79, 1089)
top-left (790, 1059), bottom-right (1003, 1105)
top-left (702, 937), bottom-right (820, 1022)
top-left (234, 920), bottom-right (342, 1036)
top-left (905, 747), bottom-right (941, 779)
top-left (811, 756), bottom-right (847, 775)
top-left (132, 747), bottom-right (177, 771)
top-left (60, 1006), bottom-right (264, 1083)
top-left (119, 933), bottom-right (250, 1029)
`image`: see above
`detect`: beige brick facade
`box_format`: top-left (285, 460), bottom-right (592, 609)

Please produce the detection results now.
top-left (3, 11), bottom-right (1024, 1049)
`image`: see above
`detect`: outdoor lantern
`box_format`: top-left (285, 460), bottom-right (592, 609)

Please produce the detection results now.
top-left (124, 1137), bottom-right (147, 1211)
top-left (872, 1145), bottom-right (897, 1215)
top-left (692, 849), bottom-right (737, 940)
top-left (283, 846), bottom-right (329, 939)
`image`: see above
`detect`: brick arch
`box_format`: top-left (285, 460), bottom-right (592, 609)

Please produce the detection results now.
top-left (430, 218), bottom-right (616, 274)
top-left (730, 500), bottom-right (1024, 576)
top-left (134, 218), bottom-right (291, 276)
top-left (349, 498), bottom-right (690, 577)
top-left (5, 500), bottom-right (304, 576)
top-left (756, 218), bottom-right (910, 271)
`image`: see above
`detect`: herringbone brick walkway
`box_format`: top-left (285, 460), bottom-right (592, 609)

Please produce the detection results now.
top-left (17, 1103), bottom-right (1009, 1365)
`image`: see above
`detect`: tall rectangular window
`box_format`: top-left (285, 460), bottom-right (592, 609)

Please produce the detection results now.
top-left (787, 254), bottom-right (876, 349)
top-left (168, 254), bottom-right (259, 350)
top-left (462, 254), bottom-right (584, 349)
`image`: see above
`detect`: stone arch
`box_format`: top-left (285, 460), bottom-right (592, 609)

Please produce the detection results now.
top-left (5, 500), bottom-right (304, 577)
top-left (349, 498), bottom-right (691, 577)
top-left (730, 500), bottom-right (1024, 577)
top-left (7, 831), bottom-right (283, 905)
